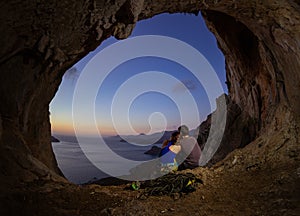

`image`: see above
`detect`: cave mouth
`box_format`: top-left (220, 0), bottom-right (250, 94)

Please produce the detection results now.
top-left (50, 13), bottom-right (228, 184)
top-left (49, 7), bottom-right (298, 184)
top-left (0, 1), bottom-right (299, 194)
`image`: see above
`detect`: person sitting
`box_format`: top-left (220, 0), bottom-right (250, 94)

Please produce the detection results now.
top-left (159, 131), bottom-right (181, 173)
top-left (177, 125), bottom-right (201, 170)
top-left (160, 131), bottom-right (180, 154)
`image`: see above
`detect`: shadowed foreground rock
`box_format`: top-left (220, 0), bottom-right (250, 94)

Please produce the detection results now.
top-left (0, 0), bottom-right (299, 215)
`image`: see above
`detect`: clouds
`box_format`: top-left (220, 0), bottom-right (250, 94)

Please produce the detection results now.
top-left (172, 79), bottom-right (197, 93)
top-left (64, 67), bottom-right (79, 84)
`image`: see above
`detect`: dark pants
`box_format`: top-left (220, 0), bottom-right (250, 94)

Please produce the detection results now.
top-left (178, 162), bottom-right (198, 171)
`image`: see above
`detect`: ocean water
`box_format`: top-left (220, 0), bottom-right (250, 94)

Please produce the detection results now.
top-left (52, 136), bottom-right (160, 184)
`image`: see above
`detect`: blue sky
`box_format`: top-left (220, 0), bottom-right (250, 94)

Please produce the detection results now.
top-left (50, 12), bottom-right (226, 136)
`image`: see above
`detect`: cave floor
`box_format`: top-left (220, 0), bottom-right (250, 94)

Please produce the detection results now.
top-left (1, 134), bottom-right (300, 216)
top-left (1, 161), bottom-right (299, 216)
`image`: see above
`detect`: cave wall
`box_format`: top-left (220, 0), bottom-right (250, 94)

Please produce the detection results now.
top-left (0, 0), bottom-right (299, 184)
top-left (202, 4), bottom-right (300, 132)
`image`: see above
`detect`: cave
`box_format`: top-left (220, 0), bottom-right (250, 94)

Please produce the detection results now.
top-left (0, 1), bottom-right (299, 215)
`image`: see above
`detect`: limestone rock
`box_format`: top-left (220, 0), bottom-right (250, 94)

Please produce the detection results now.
top-left (197, 94), bottom-right (257, 166)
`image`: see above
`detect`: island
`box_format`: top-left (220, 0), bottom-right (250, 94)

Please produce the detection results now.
top-left (51, 136), bottom-right (60, 143)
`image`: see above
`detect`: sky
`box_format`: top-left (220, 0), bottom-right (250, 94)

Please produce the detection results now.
top-left (50, 12), bottom-right (227, 136)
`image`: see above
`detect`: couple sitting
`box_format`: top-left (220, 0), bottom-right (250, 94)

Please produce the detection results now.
top-left (159, 125), bottom-right (201, 173)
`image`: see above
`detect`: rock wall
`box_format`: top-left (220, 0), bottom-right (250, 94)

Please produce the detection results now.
top-left (202, 5), bottom-right (300, 131)
top-left (197, 94), bottom-right (257, 166)
top-left (0, 0), bottom-right (299, 186)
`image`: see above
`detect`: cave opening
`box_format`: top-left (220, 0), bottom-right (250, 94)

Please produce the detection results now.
top-left (49, 12), bottom-right (228, 184)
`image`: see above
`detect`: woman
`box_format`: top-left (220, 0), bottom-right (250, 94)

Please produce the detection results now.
top-left (159, 131), bottom-right (181, 173)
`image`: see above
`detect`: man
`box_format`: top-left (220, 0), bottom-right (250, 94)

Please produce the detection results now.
top-left (177, 125), bottom-right (201, 170)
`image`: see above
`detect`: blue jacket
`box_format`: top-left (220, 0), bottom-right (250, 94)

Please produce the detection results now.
top-left (160, 141), bottom-right (177, 164)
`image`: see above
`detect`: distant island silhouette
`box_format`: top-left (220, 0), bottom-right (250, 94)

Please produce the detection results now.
top-left (51, 136), bottom-right (60, 143)
top-left (119, 131), bottom-right (173, 145)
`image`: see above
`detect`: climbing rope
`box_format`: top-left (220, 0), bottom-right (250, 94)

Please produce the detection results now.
top-left (136, 173), bottom-right (203, 198)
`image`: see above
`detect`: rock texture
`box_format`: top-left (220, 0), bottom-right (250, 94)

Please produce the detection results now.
top-left (197, 94), bottom-right (257, 166)
top-left (0, 1), bottom-right (300, 214)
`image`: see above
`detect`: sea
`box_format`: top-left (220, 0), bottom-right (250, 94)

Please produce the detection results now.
top-left (52, 135), bottom-right (161, 184)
